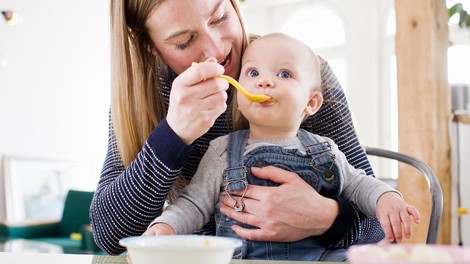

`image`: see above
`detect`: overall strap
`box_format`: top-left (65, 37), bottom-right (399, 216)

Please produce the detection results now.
top-left (297, 129), bottom-right (332, 160)
top-left (223, 130), bottom-right (250, 212)
top-left (298, 129), bottom-right (338, 183)
top-left (227, 130), bottom-right (249, 168)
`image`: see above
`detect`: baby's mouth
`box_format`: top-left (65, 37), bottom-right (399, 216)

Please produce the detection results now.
top-left (259, 97), bottom-right (274, 105)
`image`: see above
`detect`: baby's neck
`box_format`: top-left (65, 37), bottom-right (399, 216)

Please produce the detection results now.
top-left (248, 127), bottom-right (298, 141)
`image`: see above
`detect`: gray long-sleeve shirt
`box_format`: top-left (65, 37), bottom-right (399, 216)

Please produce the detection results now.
top-left (151, 134), bottom-right (397, 235)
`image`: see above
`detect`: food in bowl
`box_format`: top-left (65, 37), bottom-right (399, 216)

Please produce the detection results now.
top-left (119, 235), bottom-right (242, 264)
top-left (346, 244), bottom-right (470, 264)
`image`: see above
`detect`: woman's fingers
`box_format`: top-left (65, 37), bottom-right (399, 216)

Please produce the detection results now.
top-left (231, 224), bottom-right (274, 241)
top-left (189, 58), bottom-right (221, 82)
top-left (218, 166), bottom-right (338, 242)
top-left (186, 58), bottom-right (225, 92)
top-left (166, 59), bottom-right (228, 144)
top-left (250, 166), bottom-right (294, 185)
top-left (224, 166), bottom-right (304, 200)
top-left (176, 61), bottom-right (227, 101)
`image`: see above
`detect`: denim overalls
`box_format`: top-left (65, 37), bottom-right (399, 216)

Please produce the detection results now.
top-left (215, 129), bottom-right (346, 261)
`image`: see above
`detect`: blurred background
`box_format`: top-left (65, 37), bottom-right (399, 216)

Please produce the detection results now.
top-left (0, 0), bottom-right (469, 245)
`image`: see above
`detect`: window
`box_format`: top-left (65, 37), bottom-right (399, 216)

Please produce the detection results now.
top-left (281, 6), bottom-right (345, 49)
top-left (448, 45), bottom-right (470, 84)
top-left (447, 0), bottom-right (470, 85)
top-left (280, 4), bottom-right (347, 89)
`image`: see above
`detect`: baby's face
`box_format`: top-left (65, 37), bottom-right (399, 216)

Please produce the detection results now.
top-left (236, 33), bottom-right (321, 131)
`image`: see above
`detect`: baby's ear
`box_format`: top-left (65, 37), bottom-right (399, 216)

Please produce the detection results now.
top-left (305, 91), bottom-right (323, 116)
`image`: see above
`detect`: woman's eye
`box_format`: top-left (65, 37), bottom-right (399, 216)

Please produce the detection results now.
top-left (278, 70), bottom-right (291, 79)
top-left (175, 36), bottom-right (194, 50)
top-left (212, 13), bottom-right (228, 25)
top-left (248, 69), bottom-right (259, 77)
top-left (175, 42), bottom-right (190, 50)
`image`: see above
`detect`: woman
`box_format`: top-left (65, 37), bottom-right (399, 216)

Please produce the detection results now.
top-left (90, 0), bottom-right (384, 255)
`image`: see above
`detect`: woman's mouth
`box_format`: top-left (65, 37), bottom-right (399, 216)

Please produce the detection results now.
top-left (219, 52), bottom-right (232, 71)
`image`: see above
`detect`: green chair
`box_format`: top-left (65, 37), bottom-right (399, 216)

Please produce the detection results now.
top-left (0, 189), bottom-right (103, 254)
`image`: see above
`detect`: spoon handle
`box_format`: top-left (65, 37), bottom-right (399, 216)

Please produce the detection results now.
top-left (191, 62), bottom-right (270, 102)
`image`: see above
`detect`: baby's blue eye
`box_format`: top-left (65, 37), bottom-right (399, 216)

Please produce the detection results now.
top-left (248, 69), bottom-right (259, 77)
top-left (278, 70), bottom-right (291, 78)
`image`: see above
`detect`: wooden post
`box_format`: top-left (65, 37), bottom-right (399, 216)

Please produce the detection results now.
top-left (395, 0), bottom-right (451, 244)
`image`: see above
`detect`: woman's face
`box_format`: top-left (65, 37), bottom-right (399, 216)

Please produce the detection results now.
top-left (146, 0), bottom-right (243, 78)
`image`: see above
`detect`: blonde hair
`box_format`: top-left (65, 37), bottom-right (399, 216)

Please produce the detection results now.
top-left (110, 0), bottom-right (250, 167)
top-left (232, 33), bottom-right (322, 130)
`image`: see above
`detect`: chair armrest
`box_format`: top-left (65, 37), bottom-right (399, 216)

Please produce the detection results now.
top-left (0, 220), bottom-right (61, 239)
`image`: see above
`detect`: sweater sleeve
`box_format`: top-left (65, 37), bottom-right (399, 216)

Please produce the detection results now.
top-left (150, 136), bottom-right (228, 235)
top-left (89, 114), bottom-right (193, 255)
top-left (301, 57), bottom-right (385, 248)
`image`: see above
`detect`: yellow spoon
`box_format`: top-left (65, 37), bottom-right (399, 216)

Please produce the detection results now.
top-left (215, 75), bottom-right (271, 103)
top-left (192, 62), bottom-right (271, 103)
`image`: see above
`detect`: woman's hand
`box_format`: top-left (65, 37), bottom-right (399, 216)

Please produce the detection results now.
top-left (166, 57), bottom-right (228, 145)
top-left (219, 166), bottom-right (340, 242)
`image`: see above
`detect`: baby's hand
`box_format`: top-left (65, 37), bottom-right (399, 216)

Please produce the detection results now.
top-left (143, 223), bottom-right (176, 236)
top-left (126, 223), bottom-right (175, 264)
top-left (376, 192), bottom-right (420, 243)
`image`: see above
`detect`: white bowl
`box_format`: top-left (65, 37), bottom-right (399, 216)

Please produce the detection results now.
top-left (119, 235), bottom-right (242, 264)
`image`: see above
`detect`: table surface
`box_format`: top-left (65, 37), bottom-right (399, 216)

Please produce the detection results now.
top-left (0, 252), bottom-right (343, 264)
top-left (0, 239), bottom-right (343, 263)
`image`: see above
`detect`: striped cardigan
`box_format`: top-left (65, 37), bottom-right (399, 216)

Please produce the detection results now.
top-left (90, 58), bottom-right (384, 255)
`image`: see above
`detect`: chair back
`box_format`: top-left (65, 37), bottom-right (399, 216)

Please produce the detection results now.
top-left (58, 189), bottom-right (94, 237)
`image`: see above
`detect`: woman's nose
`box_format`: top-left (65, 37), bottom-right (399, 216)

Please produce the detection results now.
top-left (201, 34), bottom-right (225, 61)
top-left (256, 78), bottom-right (274, 88)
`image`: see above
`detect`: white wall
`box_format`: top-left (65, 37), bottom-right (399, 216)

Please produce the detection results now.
top-left (0, 1), bottom-right (110, 220)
